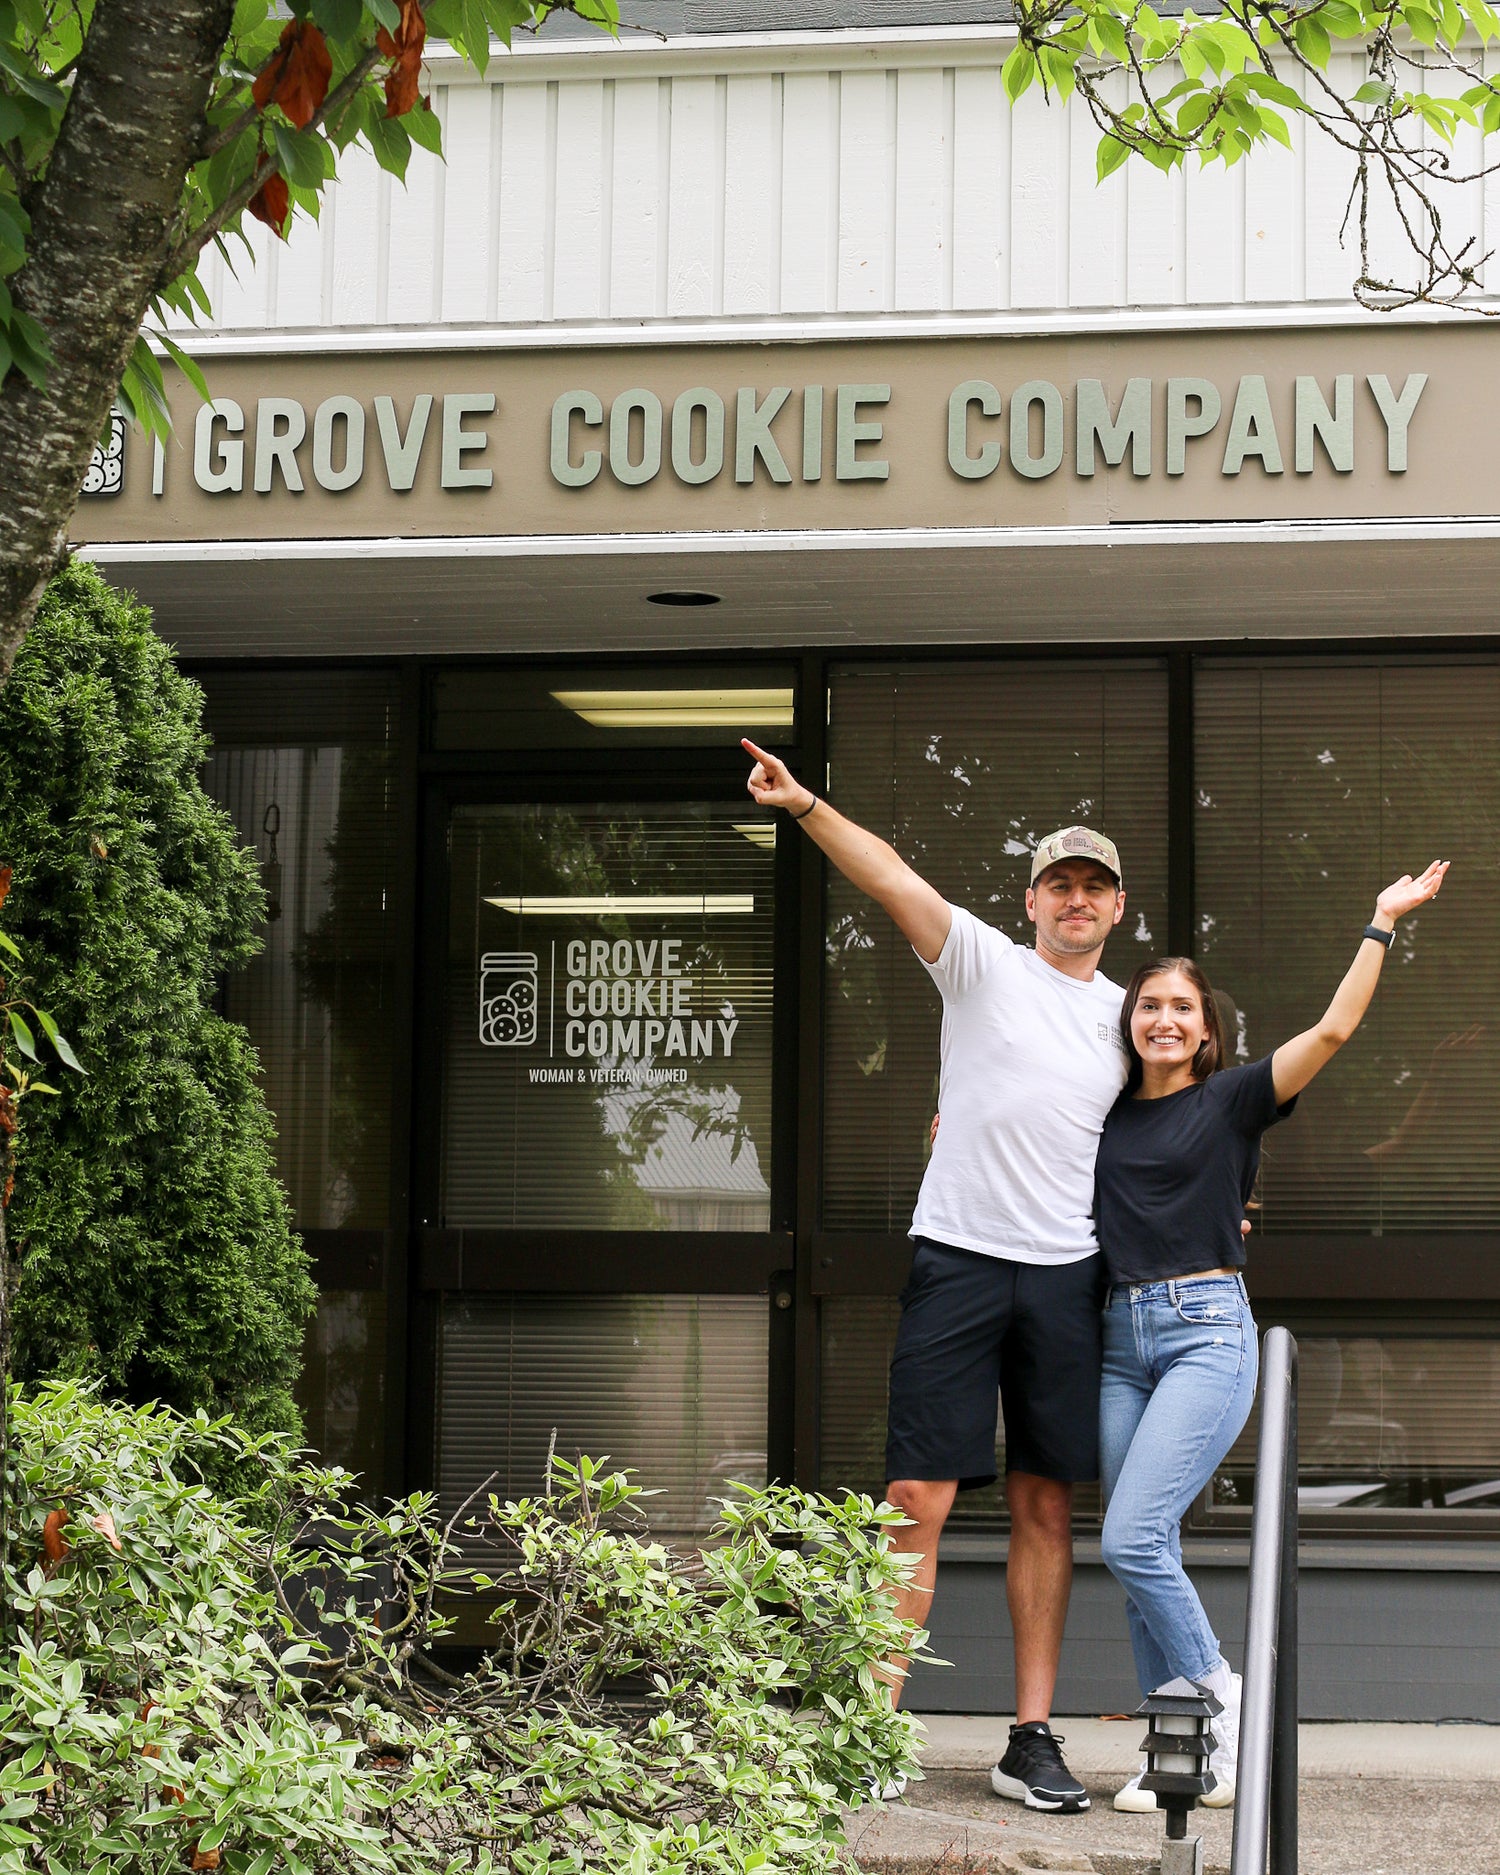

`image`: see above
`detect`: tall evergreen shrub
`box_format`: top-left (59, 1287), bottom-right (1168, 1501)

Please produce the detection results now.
top-left (0, 560), bottom-right (313, 1436)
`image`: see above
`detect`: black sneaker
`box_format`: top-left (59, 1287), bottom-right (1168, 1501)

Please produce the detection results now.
top-left (990, 1721), bottom-right (1090, 1812)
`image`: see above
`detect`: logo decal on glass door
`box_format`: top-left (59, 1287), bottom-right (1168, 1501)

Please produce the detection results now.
top-left (479, 952), bottom-right (539, 1046)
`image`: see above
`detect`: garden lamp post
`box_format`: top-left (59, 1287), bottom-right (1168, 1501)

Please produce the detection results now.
top-left (1136, 1676), bottom-right (1223, 1875)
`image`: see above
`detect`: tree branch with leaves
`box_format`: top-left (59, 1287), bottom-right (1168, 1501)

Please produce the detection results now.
top-left (0, 0), bottom-right (620, 688)
top-left (1004, 0), bottom-right (1500, 310)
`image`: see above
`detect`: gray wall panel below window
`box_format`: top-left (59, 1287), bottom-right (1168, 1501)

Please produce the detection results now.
top-left (905, 1563), bottom-right (1500, 1721)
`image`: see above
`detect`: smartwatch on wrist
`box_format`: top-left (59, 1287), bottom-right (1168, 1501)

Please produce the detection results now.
top-left (1363, 923), bottom-right (1395, 949)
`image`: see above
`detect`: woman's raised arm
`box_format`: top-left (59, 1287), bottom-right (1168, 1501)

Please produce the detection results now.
top-left (1271, 860), bottom-right (1449, 1105)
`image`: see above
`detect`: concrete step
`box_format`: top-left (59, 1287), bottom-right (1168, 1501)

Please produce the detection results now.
top-left (910, 1714), bottom-right (1500, 1780)
top-left (845, 1742), bottom-right (1500, 1875)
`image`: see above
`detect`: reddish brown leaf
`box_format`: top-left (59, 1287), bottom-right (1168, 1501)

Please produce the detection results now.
top-left (164, 1785), bottom-right (185, 1805)
top-left (377, 0), bottom-right (427, 117)
top-left (190, 1848), bottom-right (220, 1871)
top-left (2, 1171), bottom-right (13, 1208)
top-left (251, 20), bottom-right (333, 130)
top-left (248, 170), bottom-right (291, 239)
top-left (41, 1508), bottom-right (70, 1569)
top-left (90, 1510), bottom-right (123, 1551)
top-left (0, 865), bottom-right (12, 911)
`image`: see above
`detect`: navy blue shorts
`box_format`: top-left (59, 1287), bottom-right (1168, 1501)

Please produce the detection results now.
top-left (885, 1238), bottom-right (1106, 1489)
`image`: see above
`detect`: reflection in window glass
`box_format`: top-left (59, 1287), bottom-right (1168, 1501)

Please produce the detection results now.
top-left (442, 805), bottom-right (774, 1230)
top-left (822, 660), bottom-right (1169, 1231)
top-left (1196, 659), bottom-right (1500, 1234)
top-left (201, 674), bottom-right (400, 1231)
top-left (1211, 1337), bottom-right (1500, 1515)
top-left (429, 663), bottom-right (798, 751)
top-left (820, 1299), bottom-right (1101, 1530)
top-left (296, 1291), bottom-right (386, 1492)
top-left (436, 1295), bottom-right (768, 1537)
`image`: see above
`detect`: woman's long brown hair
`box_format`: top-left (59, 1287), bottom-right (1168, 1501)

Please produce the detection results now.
top-left (1120, 955), bottom-right (1225, 1093)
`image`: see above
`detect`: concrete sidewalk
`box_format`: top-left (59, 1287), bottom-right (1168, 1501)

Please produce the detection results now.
top-left (844, 1717), bottom-right (1500, 1875)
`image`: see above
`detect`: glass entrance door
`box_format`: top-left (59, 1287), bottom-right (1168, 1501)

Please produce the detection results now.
top-left (423, 796), bottom-right (785, 1539)
top-left (443, 802), bottom-right (775, 1232)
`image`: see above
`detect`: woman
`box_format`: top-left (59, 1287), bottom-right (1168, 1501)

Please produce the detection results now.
top-left (1095, 860), bottom-right (1448, 1814)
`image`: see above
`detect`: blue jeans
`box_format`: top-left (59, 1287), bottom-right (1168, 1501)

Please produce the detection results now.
top-left (1099, 1274), bottom-right (1258, 1695)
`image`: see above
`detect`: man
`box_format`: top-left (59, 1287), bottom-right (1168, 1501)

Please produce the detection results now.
top-left (744, 738), bottom-right (1128, 1814)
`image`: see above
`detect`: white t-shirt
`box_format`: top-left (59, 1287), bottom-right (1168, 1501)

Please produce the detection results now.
top-left (908, 904), bottom-right (1128, 1265)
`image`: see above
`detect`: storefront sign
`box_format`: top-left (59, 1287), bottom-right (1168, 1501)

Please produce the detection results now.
top-left (73, 327), bottom-right (1497, 542)
top-left (481, 934), bottom-right (741, 1074)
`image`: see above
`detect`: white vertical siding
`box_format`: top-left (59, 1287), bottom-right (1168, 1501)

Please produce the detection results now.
top-left (1008, 82), bottom-right (1068, 309)
top-left (608, 77), bottom-right (662, 317)
top-left (1067, 73), bottom-right (1124, 309)
top-left (553, 79), bottom-right (608, 318)
top-left (665, 74), bottom-right (720, 315)
top-left (173, 40), bottom-right (1500, 336)
top-left (779, 70), bottom-right (835, 313)
top-left (893, 66), bottom-right (946, 311)
top-left (723, 73), bottom-right (779, 314)
top-left (836, 68), bottom-right (893, 310)
top-left (950, 63), bottom-right (1007, 310)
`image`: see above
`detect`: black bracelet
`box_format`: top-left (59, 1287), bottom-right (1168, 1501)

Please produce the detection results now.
top-left (789, 796), bottom-right (819, 821)
top-left (1362, 923), bottom-right (1395, 948)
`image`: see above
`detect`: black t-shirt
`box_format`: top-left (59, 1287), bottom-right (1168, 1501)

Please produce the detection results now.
top-left (1093, 1055), bottom-right (1298, 1284)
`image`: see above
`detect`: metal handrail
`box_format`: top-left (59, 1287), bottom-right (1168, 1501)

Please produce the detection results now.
top-left (1230, 1326), bottom-right (1300, 1875)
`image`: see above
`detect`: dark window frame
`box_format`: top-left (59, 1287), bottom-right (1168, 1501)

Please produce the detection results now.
top-left (187, 638), bottom-right (1500, 1540)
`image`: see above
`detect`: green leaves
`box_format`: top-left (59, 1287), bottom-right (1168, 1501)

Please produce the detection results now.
top-left (0, 1380), bottom-right (927, 1875)
top-left (1002, 42), bottom-right (1037, 103)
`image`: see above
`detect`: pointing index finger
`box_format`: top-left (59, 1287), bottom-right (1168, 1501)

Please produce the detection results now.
top-left (741, 738), bottom-right (776, 766)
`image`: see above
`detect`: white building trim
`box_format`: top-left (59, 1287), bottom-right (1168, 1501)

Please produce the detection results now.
top-left (82, 514), bottom-right (1500, 566)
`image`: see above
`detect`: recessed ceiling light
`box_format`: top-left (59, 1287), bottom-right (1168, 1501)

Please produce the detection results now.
top-left (551, 687), bottom-right (794, 729)
top-left (646, 590), bottom-right (721, 607)
top-left (484, 894), bottom-right (755, 915)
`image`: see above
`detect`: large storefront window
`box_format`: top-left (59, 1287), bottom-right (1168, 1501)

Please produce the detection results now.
top-left (818, 659), bottom-right (1170, 1523)
top-left (1195, 658), bottom-right (1500, 1238)
top-left (815, 651), bottom-right (1500, 1532)
top-left (1214, 1334), bottom-right (1500, 1516)
top-left (200, 670), bottom-right (402, 1491)
top-left (202, 673), bottom-right (402, 1232)
top-left (441, 803), bottom-right (775, 1231)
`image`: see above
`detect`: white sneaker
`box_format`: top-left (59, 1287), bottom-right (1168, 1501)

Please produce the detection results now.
top-left (1202, 1671), bottom-right (1241, 1808)
top-left (863, 1771), bottom-right (908, 1803)
top-left (1113, 1766), bottom-right (1158, 1813)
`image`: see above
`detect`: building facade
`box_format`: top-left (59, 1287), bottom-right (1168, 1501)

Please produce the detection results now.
top-left (77, 2), bottom-right (1500, 1720)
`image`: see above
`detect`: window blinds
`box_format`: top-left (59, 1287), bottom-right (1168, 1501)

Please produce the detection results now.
top-left (822, 659), bottom-right (1170, 1232)
top-left (1194, 658), bottom-right (1500, 1236)
top-left (1214, 1335), bottom-right (1500, 1513)
top-left (436, 1295), bottom-right (768, 1536)
top-left (200, 670), bottom-right (401, 1232)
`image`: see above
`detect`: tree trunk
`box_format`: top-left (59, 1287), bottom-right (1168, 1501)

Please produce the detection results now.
top-left (0, 0), bottom-right (236, 683)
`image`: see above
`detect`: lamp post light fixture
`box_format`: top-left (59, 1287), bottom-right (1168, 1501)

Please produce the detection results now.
top-left (1136, 1676), bottom-right (1224, 1875)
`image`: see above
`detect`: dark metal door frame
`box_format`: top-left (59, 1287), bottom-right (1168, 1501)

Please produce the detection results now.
top-left (403, 708), bottom-right (814, 1497)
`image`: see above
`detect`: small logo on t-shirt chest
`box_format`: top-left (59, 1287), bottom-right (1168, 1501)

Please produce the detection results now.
top-left (1098, 1022), bottom-right (1124, 1049)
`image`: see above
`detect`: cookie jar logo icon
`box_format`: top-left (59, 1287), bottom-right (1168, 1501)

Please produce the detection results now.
top-left (479, 952), bottom-right (539, 1047)
top-left (81, 411), bottom-right (126, 498)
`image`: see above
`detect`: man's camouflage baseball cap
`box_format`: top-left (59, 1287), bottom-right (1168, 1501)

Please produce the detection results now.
top-left (1029, 825), bottom-right (1123, 887)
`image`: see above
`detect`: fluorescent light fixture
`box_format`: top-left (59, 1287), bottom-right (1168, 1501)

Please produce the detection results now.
top-left (551, 687), bottom-right (795, 730)
top-left (484, 894), bottom-right (754, 915)
top-left (732, 822), bottom-right (777, 850)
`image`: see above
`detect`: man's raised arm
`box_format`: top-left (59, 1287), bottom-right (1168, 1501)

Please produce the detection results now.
top-left (743, 739), bottom-right (952, 963)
